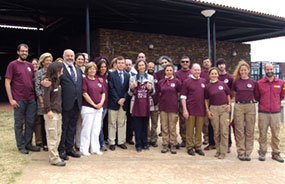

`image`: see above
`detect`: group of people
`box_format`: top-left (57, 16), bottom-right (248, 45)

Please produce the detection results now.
top-left (5, 43), bottom-right (284, 167)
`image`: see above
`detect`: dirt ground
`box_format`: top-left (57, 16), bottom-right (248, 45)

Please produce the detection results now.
top-left (15, 137), bottom-right (285, 184)
top-left (1, 103), bottom-right (284, 184)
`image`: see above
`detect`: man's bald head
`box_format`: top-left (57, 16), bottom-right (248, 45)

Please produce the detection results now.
top-left (137, 52), bottom-right (146, 61)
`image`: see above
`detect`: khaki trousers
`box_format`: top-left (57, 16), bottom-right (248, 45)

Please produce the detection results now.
top-left (210, 105), bottom-right (229, 154)
top-left (234, 103), bottom-right (256, 156)
top-left (44, 113), bottom-right (62, 164)
top-left (75, 115), bottom-right (82, 148)
top-left (258, 112), bottom-right (281, 155)
top-left (34, 114), bottom-right (42, 145)
top-left (108, 107), bottom-right (126, 145)
top-left (202, 118), bottom-right (209, 143)
top-left (178, 101), bottom-right (186, 142)
top-left (186, 116), bottom-right (204, 150)
top-left (148, 110), bottom-right (159, 142)
top-left (160, 111), bottom-right (178, 146)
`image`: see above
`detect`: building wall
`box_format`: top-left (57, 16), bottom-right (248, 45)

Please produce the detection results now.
top-left (96, 28), bottom-right (250, 73)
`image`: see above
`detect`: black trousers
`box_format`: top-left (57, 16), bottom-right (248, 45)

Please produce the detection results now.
top-left (133, 116), bottom-right (149, 148)
top-left (39, 115), bottom-right (47, 147)
top-left (126, 111), bottom-right (134, 142)
top-left (58, 102), bottom-right (80, 154)
top-left (208, 119), bottom-right (215, 146)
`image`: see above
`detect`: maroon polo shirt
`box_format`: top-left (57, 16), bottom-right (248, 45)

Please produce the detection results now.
top-left (175, 69), bottom-right (192, 84)
top-left (82, 75), bottom-right (105, 109)
top-left (5, 59), bottom-right (35, 101)
top-left (96, 73), bottom-right (108, 109)
top-left (218, 72), bottom-right (233, 89)
top-left (232, 78), bottom-right (256, 102)
top-left (200, 70), bottom-right (210, 84)
top-left (132, 82), bottom-right (150, 117)
top-left (205, 80), bottom-right (230, 105)
top-left (158, 78), bottom-right (181, 113)
top-left (181, 77), bottom-right (206, 116)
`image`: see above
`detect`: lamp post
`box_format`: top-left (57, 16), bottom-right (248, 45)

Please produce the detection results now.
top-left (201, 9), bottom-right (215, 61)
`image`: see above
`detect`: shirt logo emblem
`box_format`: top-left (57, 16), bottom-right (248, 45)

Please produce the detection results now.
top-left (201, 83), bottom-right (205, 88)
top-left (171, 83), bottom-right (176, 87)
top-left (27, 67), bottom-right (31, 72)
top-left (82, 74), bottom-right (86, 78)
top-left (98, 83), bottom-right (102, 88)
top-left (218, 85), bottom-right (224, 90)
top-left (274, 85), bottom-right (280, 88)
top-left (224, 79), bottom-right (229, 83)
top-left (247, 84), bottom-right (252, 88)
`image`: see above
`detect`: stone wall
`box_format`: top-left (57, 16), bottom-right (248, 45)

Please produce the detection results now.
top-left (95, 28), bottom-right (250, 73)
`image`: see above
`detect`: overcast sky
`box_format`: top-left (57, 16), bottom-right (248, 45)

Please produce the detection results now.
top-left (204, 0), bottom-right (285, 62)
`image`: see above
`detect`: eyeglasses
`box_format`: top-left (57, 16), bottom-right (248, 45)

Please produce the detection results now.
top-left (181, 60), bottom-right (189, 63)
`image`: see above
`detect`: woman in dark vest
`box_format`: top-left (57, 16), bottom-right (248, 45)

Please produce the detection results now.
top-left (128, 59), bottom-right (155, 152)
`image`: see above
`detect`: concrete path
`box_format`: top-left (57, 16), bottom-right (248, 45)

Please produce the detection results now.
top-left (15, 139), bottom-right (285, 184)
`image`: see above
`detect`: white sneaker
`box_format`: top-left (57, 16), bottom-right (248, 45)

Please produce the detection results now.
top-left (92, 151), bottom-right (103, 155)
top-left (81, 152), bottom-right (91, 156)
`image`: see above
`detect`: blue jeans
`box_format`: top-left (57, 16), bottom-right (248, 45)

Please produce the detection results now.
top-left (14, 99), bottom-right (36, 150)
top-left (99, 108), bottom-right (107, 147)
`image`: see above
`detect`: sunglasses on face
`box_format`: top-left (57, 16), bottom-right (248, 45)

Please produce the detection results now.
top-left (181, 60), bottom-right (189, 63)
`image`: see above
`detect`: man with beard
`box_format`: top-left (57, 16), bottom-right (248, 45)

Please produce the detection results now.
top-left (217, 58), bottom-right (233, 153)
top-left (5, 43), bottom-right (40, 154)
top-left (255, 63), bottom-right (284, 163)
top-left (58, 49), bottom-right (82, 160)
top-left (147, 62), bottom-right (155, 75)
top-left (175, 56), bottom-right (191, 147)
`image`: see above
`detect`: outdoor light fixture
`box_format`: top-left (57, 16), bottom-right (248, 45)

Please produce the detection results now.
top-left (201, 9), bottom-right (215, 60)
top-left (201, 9), bottom-right (216, 17)
top-left (149, 44), bottom-right (154, 49)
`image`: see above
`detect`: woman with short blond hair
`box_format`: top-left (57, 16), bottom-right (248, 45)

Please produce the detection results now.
top-left (35, 52), bottom-right (53, 151)
top-left (80, 62), bottom-right (105, 156)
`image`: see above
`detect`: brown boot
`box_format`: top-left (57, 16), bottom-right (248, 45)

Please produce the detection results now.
top-left (218, 153), bottom-right (225, 159)
top-left (161, 145), bottom-right (168, 153)
top-left (170, 145), bottom-right (177, 154)
top-left (272, 153), bottom-right (284, 163)
top-left (258, 150), bottom-right (266, 161)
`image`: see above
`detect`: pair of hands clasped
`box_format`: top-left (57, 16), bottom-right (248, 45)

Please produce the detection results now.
top-left (130, 81), bottom-right (152, 91)
top-left (206, 104), bottom-right (231, 120)
top-left (183, 104), bottom-right (231, 120)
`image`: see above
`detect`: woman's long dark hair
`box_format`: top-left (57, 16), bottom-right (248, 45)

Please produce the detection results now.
top-left (96, 59), bottom-right (109, 75)
top-left (46, 62), bottom-right (63, 87)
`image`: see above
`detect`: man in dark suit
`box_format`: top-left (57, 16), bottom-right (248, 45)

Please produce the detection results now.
top-left (58, 49), bottom-right (82, 160)
top-left (108, 56), bottom-right (130, 150)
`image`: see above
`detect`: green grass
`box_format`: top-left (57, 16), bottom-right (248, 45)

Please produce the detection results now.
top-left (0, 111), bottom-right (30, 184)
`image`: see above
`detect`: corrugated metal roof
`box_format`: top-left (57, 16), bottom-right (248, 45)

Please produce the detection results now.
top-left (191, 0), bottom-right (285, 20)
